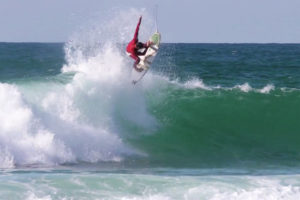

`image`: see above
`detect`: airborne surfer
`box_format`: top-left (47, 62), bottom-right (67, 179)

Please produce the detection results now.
top-left (126, 16), bottom-right (151, 72)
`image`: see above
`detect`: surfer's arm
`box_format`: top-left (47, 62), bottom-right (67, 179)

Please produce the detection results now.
top-left (137, 47), bottom-right (148, 56)
top-left (133, 16), bottom-right (142, 42)
top-left (136, 43), bottom-right (148, 56)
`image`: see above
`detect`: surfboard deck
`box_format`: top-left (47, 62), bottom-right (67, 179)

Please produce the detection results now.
top-left (132, 32), bottom-right (161, 84)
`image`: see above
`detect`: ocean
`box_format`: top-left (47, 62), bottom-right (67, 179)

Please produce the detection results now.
top-left (1, 42), bottom-right (300, 199)
top-left (1, 12), bottom-right (300, 198)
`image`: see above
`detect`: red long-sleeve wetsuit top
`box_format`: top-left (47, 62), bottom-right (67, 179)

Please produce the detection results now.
top-left (126, 17), bottom-right (143, 62)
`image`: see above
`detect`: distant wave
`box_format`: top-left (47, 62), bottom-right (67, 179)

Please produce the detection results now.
top-left (151, 76), bottom-right (277, 94)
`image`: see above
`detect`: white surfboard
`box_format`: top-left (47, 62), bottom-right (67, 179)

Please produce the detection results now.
top-left (132, 32), bottom-right (161, 84)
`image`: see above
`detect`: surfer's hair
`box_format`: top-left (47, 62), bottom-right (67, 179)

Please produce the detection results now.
top-left (136, 42), bottom-right (144, 49)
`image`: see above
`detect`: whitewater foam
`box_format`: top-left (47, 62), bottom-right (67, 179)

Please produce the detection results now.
top-left (5, 173), bottom-right (300, 200)
top-left (183, 78), bottom-right (212, 90)
top-left (26, 193), bottom-right (52, 200)
top-left (0, 9), bottom-right (157, 168)
top-left (259, 84), bottom-right (275, 94)
top-left (234, 83), bottom-right (252, 92)
top-left (234, 83), bottom-right (275, 94)
top-left (0, 83), bottom-right (73, 167)
top-left (160, 77), bottom-right (277, 94)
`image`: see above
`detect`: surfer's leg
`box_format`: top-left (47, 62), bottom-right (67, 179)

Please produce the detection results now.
top-left (134, 64), bottom-right (143, 72)
top-left (133, 58), bottom-right (143, 72)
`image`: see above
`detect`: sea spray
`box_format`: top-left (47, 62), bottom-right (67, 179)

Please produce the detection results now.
top-left (63, 8), bottom-right (153, 67)
top-left (0, 9), bottom-right (157, 168)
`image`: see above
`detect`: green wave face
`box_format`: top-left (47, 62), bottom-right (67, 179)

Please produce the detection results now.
top-left (128, 87), bottom-right (300, 168)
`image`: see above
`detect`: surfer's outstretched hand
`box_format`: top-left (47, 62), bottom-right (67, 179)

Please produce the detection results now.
top-left (146, 41), bottom-right (153, 47)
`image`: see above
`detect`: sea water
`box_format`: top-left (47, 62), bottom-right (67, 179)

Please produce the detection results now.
top-left (1, 9), bottom-right (300, 200)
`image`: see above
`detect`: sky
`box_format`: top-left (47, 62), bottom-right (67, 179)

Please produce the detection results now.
top-left (0, 0), bottom-right (299, 43)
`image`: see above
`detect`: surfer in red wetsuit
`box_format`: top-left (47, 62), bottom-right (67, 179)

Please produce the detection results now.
top-left (126, 16), bottom-right (151, 72)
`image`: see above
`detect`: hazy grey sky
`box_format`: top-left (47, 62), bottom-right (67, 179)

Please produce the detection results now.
top-left (0, 0), bottom-right (299, 43)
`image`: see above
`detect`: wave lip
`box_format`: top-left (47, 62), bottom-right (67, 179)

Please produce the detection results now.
top-left (183, 78), bottom-right (213, 90)
top-left (259, 84), bottom-right (275, 94)
top-left (233, 83), bottom-right (275, 94)
top-left (234, 82), bottom-right (252, 92)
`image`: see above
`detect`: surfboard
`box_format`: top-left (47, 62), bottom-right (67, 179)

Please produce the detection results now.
top-left (132, 32), bottom-right (161, 84)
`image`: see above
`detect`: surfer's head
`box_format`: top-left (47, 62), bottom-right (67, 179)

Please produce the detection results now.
top-left (136, 42), bottom-right (144, 49)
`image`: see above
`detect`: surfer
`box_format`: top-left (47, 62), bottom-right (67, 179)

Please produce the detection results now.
top-left (126, 16), bottom-right (151, 72)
